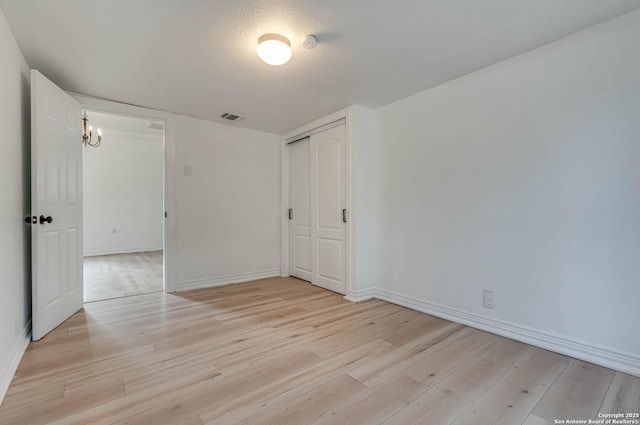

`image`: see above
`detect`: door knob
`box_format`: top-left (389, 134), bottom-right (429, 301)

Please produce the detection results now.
top-left (39, 215), bottom-right (53, 224)
top-left (25, 216), bottom-right (37, 224)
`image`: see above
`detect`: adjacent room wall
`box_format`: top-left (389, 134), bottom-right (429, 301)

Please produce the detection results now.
top-left (0, 5), bottom-right (31, 402)
top-left (373, 9), bottom-right (640, 369)
top-left (83, 128), bottom-right (164, 256)
top-left (175, 115), bottom-right (281, 290)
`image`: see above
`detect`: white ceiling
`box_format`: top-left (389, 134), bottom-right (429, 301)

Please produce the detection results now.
top-left (89, 111), bottom-right (163, 138)
top-left (1, 0), bottom-right (638, 134)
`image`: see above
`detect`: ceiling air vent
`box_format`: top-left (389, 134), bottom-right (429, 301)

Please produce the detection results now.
top-left (221, 113), bottom-right (244, 121)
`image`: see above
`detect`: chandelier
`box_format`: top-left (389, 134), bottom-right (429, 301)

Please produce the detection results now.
top-left (82, 111), bottom-right (103, 147)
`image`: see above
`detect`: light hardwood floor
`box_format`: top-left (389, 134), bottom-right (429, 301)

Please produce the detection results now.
top-left (83, 251), bottom-right (163, 302)
top-left (1, 277), bottom-right (638, 424)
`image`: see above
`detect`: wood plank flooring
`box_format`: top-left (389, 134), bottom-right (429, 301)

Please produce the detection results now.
top-left (1, 277), bottom-right (638, 424)
top-left (83, 251), bottom-right (163, 302)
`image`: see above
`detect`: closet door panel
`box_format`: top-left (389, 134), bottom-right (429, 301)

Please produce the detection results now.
top-left (310, 124), bottom-right (346, 294)
top-left (289, 138), bottom-right (311, 282)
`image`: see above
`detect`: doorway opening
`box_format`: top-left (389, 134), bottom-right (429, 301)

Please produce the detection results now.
top-left (82, 111), bottom-right (165, 302)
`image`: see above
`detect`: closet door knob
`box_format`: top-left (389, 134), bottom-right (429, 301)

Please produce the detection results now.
top-left (39, 215), bottom-right (53, 224)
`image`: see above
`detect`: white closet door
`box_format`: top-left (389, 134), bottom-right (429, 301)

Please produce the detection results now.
top-left (31, 70), bottom-right (84, 340)
top-left (289, 138), bottom-right (312, 282)
top-left (310, 124), bottom-right (346, 295)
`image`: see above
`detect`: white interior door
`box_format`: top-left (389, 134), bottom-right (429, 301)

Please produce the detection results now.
top-left (289, 138), bottom-right (312, 282)
top-left (31, 70), bottom-right (83, 341)
top-left (310, 124), bottom-right (347, 294)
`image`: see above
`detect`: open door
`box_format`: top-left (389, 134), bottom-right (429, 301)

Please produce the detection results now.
top-left (31, 70), bottom-right (83, 341)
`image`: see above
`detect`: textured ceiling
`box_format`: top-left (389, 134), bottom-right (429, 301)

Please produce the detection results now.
top-left (1, 0), bottom-right (638, 134)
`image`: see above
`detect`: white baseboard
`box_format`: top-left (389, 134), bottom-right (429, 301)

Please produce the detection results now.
top-left (176, 269), bottom-right (281, 292)
top-left (346, 287), bottom-right (640, 377)
top-left (344, 287), bottom-right (376, 303)
top-left (0, 320), bottom-right (31, 407)
top-left (83, 246), bottom-right (163, 257)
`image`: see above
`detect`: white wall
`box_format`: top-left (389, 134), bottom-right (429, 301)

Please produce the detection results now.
top-left (348, 106), bottom-right (378, 294)
top-left (83, 129), bottom-right (164, 256)
top-left (0, 5), bottom-right (31, 402)
top-left (175, 115), bottom-right (281, 289)
top-left (373, 9), bottom-right (640, 365)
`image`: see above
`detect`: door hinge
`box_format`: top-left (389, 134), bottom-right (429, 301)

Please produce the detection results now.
top-left (164, 211), bottom-right (167, 218)
top-left (342, 209), bottom-right (347, 223)
top-left (288, 209), bottom-right (293, 220)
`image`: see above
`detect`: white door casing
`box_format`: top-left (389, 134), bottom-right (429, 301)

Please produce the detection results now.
top-left (31, 70), bottom-right (84, 341)
top-left (310, 124), bottom-right (347, 294)
top-left (289, 138), bottom-right (312, 282)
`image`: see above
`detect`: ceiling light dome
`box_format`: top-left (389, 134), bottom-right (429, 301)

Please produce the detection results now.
top-left (257, 33), bottom-right (292, 66)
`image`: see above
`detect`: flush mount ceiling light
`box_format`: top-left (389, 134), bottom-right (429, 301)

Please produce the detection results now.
top-left (257, 33), bottom-right (292, 66)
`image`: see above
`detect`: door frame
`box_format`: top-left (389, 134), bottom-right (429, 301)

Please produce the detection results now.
top-left (70, 93), bottom-right (177, 293)
top-left (280, 107), bottom-right (355, 299)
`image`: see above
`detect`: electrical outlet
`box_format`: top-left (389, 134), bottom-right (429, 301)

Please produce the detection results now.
top-left (483, 290), bottom-right (495, 309)
top-left (112, 228), bottom-right (118, 234)
top-left (184, 165), bottom-right (192, 176)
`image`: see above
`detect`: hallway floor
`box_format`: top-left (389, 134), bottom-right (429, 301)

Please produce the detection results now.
top-left (83, 250), bottom-right (163, 302)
